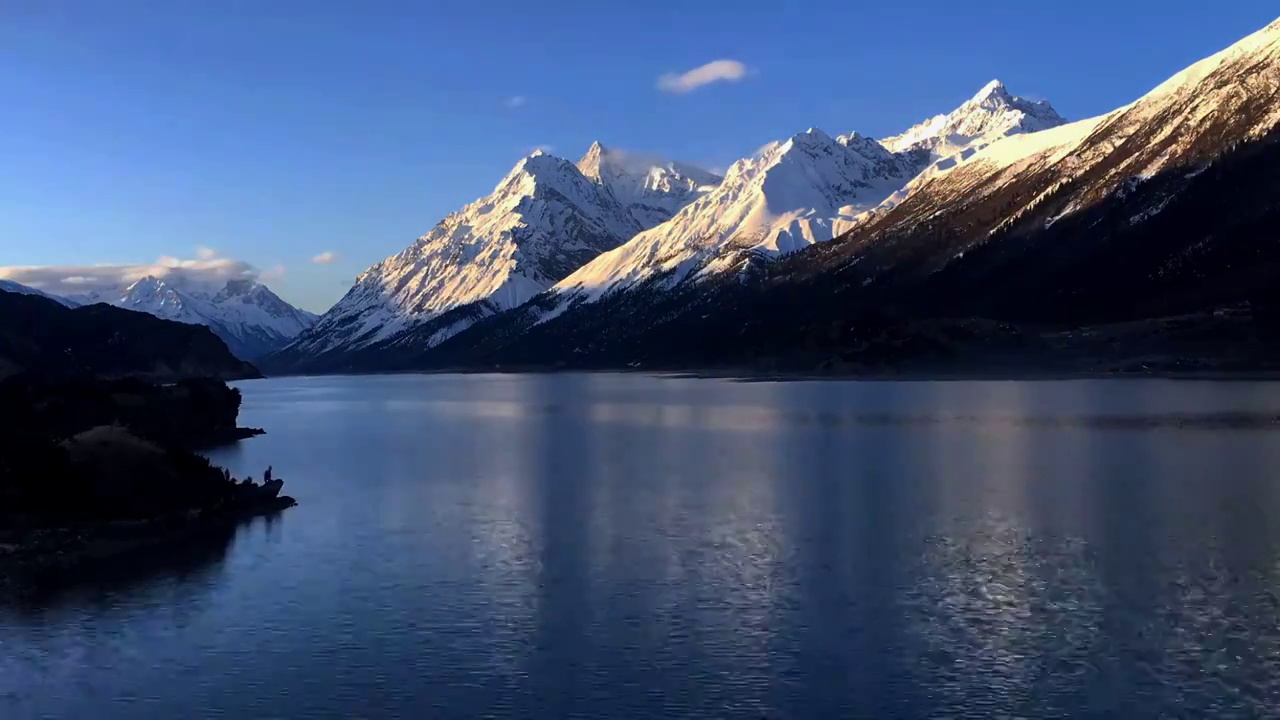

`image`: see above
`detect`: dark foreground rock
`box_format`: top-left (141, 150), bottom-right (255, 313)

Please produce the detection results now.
top-left (0, 485), bottom-right (297, 592)
top-left (0, 374), bottom-right (295, 591)
top-left (0, 373), bottom-right (264, 450)
top-left (0, 424), bottom-right (297, 588)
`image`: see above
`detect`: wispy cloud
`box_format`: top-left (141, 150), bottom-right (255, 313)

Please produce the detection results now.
top-left (506, 95), bottom-right (527, 109)
top-left (753, 141), bottom-right (781, 158)
top-left (0, 248), bottom-right (262, 297)
top-left (526, 144), bottom-right (555, 156)
top-left (312, 251), bottom-right (338, 265)
top-left (657, 59), bottom-right (749, 94)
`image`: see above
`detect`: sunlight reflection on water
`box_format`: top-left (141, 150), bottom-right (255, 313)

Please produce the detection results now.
top-left (4, 375), bottom-right (1280, 718)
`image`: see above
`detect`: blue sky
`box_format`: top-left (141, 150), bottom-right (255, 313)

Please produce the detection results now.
top-left (2, 1), bottom-right (1277, 312)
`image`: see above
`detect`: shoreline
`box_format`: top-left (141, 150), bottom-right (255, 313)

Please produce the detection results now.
top-left (0, 494), bottom-right (297, 595)
top-left (250, 365), bottom-right (1280, 384)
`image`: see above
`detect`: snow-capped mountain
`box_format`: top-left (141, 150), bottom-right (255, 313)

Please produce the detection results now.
top-left (837, 16), bottom-right (1280, 273)
top-left (72, 277), bottom-right (317, 360)
top-left (547, 82), bottom-right (1064, 304)
top-left (880, 80), bottom-right (1066, 159)
top-left (0, 279), bottom-right (79, 307)
top-left (550, 128), bottom-right (930, 302)
top-left (576, 141), bottom-right (721, 227)
top-left (273, 146), bottom-right (720, 367)
top-left (409, 17), bottom-right (1280, 372)
top-left (267, 81), bottom-right (1065, 372)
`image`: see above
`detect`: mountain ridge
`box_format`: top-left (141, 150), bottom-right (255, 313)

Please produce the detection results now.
top-left (0, 288), bottom-right (261, 381)
top-left (265, 16), bottom-right (1280, 376)
top-left (0, 279), bottom-right (79, 308)
top-left (523, 81), bottom-right (1066, 315)
top-left (268, 79), bottom-right (1065, 375)
top-left (266, 144), bottom-right (721, 371)
top-left (406, 15), bottom-right (1280, 374)
top-left (68, 277), bottom-right (317, 361)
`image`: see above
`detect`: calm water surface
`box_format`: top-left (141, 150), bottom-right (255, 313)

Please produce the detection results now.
top-left (4, 374), bottom-right (1280, 719)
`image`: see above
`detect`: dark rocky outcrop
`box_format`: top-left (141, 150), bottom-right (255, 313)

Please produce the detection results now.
top-left (0, 373), bottom-right (263, 450)
top-left (0, 374), bottom-right (290, 590)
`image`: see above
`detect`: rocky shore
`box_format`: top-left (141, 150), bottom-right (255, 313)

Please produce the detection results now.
top-left (0, 373), bottom-right (295, 593)
top-left (0, 474), bottom-right (296, 591)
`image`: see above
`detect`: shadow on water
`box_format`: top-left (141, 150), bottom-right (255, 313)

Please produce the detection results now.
top-left (0, 511), bottom-right (286, 613)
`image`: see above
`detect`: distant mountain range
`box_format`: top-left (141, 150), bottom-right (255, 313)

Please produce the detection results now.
top-left (42, 277), bottom-right (316, 361)
top-left (0, 279), bottom-right (78, 308)
top-left (0, 288), bottom-right (260, 382)
top-left (255, 16), bottom-right (1280, 375)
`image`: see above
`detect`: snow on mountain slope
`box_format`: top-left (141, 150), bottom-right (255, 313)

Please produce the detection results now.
top-left (577, 142), bottom-right (721, 227)
top-left (850, 16), bottom-right (1280, 257)
top-left (111, 276), bottom-right (210, 325)
top-left (414, 17), bottom-right (1280, 371)
top-left (546, 82), bottom-right (1065, 305)
top-left (279, 146), bottom-right (717, 362)
top-left (206, 279), bottom-right (320, 351)
top-left (854, 82), bottom-right (1069, 217)
top-left (0, 279), bottom-right (79, 307)
top-left (880, 80), bottom-right (1067, 158)
top-left (549, 128), bottom-right (928, 303)
top-left (73, 276), bottom-right (317, 359)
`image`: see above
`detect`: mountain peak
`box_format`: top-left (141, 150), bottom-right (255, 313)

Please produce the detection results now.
top-left (881, 81), bottom-right (1067, 156)
top-left (494, 150), bottom-right (583, 195)
top-left (970, 79), bottom-right (1011, 104)
top-left (125, 276), bottom-right (171, 295)
top-left (785, 127), bottom-right (836, 149)
top-left (836, 131), bottom-right (893, 161)
top-left (576, 141), bottom-right (610, 181)
top-left (798, 127), bottom-right (831, 139)
top-left (219, 278), bottom-right (259, 295)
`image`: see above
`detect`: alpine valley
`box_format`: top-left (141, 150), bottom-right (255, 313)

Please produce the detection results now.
top-left (266, 16), bottom-right (1280, 377)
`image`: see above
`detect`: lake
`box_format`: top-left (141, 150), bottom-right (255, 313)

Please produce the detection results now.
top-left (4, 374), bottom-right (1280, 718)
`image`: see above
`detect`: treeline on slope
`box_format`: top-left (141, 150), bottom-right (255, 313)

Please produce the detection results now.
top-left (418, 124), bottom-right (1280, 372)
top-left (0, 291), bottom-right (260, 382)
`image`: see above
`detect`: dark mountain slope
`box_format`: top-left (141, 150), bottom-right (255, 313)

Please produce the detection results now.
top-left (0, 291), bottom-right (260, 381)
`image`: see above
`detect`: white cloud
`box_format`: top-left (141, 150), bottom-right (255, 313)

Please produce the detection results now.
top-left (195, 246), bottom-right (218, 260)
top-left (0, 252), bottom-right (262, 298)
top-left (506, 95), bottom-right (526, 109)
top-left (657, 59), bottom-right (749, 94)
top-left (312, 251), bottom-right (338, 265)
